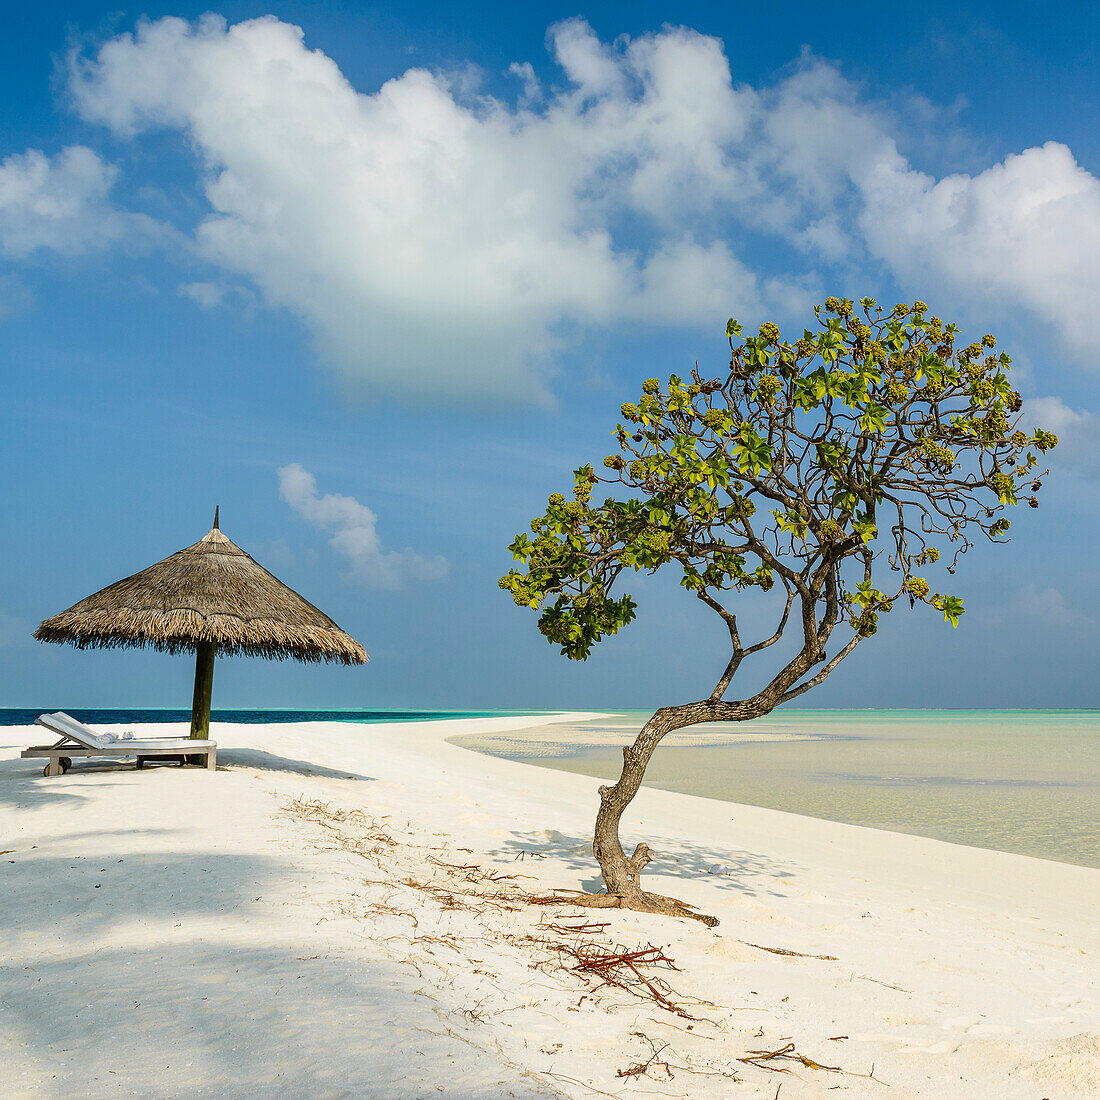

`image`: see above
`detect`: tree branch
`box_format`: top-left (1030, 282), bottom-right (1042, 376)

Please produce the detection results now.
top-left (778, 635), bottom-right (863, 704)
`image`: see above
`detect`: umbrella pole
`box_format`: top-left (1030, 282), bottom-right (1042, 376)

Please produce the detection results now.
top-left (190, 640), bottom-right (216, 741)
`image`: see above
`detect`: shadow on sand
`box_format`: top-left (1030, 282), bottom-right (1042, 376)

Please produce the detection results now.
top-left (218, 747), bottom-right (377, 783)
top-left (2, 833), bottom-right (561, 1100)
top-left (493, 827), bottom-right (799, 899)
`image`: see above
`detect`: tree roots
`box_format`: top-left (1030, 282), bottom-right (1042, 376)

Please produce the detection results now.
top-left (530, 888), bottom-right (720, 928)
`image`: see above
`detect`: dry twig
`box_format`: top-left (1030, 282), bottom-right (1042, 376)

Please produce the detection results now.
top-left (743, 941), bottom-right (838, 960)
top-left (617, 1033), bottom-right (674, 1081)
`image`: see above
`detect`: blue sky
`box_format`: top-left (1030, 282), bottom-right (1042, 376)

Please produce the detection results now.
top-left (1, 2), bottom-right (1097, 711)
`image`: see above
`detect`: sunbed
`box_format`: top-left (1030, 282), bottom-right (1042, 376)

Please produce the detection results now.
top-left (21, 711), bottom-right (217, 776)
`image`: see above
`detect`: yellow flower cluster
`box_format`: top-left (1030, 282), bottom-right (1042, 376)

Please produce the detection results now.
top-left (754, 374), bottom-right (782, 404)
top-left (885, 380), bottom-right (909, 405)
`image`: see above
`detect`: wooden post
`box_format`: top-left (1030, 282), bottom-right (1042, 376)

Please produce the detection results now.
top-left (190, 640), bottom-right (216, 741)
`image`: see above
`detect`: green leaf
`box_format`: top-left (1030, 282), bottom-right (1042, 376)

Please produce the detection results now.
top-left (935, 595), bottom-right (965, 627)
top-left (852, 516), bottom-right (877, 543)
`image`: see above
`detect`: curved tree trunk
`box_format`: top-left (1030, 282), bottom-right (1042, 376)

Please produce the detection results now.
top-left (587, 705), bottom-right (729, 927)
top-left (528, 558), bottom-right (844, 925)
top-left (593, 708), bottom-right (674, 895)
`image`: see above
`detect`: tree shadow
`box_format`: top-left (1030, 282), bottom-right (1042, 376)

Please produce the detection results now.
top-left (0, 757), bottom-right (126, 811)
top-left (218, 748), bottom-right (377, 782)
top-left (0, 847), bottom-right (291, 938)
top-left (493, 828), bottom-right (799, 899)
top-left (3, 944), bottom-right (564, 1099)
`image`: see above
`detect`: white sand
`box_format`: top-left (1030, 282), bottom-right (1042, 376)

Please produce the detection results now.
top-left (1, 712), bottom-right (1097, 1099)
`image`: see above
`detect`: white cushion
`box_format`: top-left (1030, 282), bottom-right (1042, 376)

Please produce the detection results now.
top-left (37, 712), bottom-right (115, 749)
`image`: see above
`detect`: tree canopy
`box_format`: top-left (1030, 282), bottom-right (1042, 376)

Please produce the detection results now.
top-left (501, 297), bottom-right (1056, 700)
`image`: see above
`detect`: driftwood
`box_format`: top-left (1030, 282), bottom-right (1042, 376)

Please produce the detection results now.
top-left (854, 973), bottom-right (911, 992)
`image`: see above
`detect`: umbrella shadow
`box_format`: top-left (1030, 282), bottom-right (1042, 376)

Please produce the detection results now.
top-left (495, 828), bottom-right (799, 899)
top-left (218, 748), bottom-right (377, 782)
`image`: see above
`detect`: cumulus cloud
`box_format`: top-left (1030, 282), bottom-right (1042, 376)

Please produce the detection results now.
top-left (0, 145), bottom-right (140, 256)
top-left (277, 463), bottom-right (447, 589)
top-left (59, 14), bottom-right (1100, 401)
top-left (64, 16), bottom-right (805, 401)
top-left (755, 59), bottom-right (1100, 358)
top-left (857, 142), bottom-right (1100, 358)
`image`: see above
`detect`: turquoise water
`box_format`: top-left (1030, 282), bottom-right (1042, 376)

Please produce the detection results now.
top-left (453, 710), bottom-right (1100, 869)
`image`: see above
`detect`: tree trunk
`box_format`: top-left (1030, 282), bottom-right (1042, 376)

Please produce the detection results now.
top-left (531, 698), bottom-right (780, 925)
top-left (593, 709), bottom-right (674, 892)
top-left (589, 706), bottom-right (721, 926)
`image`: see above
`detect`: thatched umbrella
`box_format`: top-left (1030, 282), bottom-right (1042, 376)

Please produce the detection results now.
top-left (35, 509), bottom-right (368, 740)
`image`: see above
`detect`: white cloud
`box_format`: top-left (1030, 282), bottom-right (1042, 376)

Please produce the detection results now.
top-left (277, 463), bottom-right (446, 589)
top-left (178, 280), bottom-right (224, 309)
top-left (64, 16), bottom-right (799, 402)
top-left (178, 279), bottom-right (257, 311)
top-left (753, 59), bottom-right (1100, 359)
top-left (1022, 396), bottom-right (1100, 474)
top-left (1024, 395), bottom-right (1095, 436)
top-left (0, 145), bottom-right (138, 256)
top-left (857, 142), bottom-right (1100, 359)
top-left (1017, 583), bottom-right (1092, 630)
top-left (59, 15), bottom-right (1100, 401)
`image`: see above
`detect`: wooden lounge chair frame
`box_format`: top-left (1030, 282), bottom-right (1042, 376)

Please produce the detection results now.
top-left (22, 712), bottom-right (216, 777)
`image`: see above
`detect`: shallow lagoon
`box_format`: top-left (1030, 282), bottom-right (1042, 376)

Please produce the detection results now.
top-left (454, 709), bottom-right (1100, 868)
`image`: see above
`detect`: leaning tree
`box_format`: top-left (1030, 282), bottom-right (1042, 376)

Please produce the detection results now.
top-left (501, 296), bottom-right (1056, 927)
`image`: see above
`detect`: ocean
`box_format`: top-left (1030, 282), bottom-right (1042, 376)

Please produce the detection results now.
top-left (451, 709), bottom-right (1100, 870)
top-left (0, 708), bottom-right (514, 727)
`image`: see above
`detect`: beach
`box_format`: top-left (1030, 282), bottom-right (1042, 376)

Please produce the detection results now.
top-left (2, 712), bottom-right (1098, 1099)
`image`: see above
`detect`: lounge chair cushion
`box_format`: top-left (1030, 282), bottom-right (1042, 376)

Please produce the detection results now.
top-left (35, 712), bottom-right (115, 748)
top-left (36, 713), bottom-right (141, 748)
top-left (33, 713), bottom-right (213, 753)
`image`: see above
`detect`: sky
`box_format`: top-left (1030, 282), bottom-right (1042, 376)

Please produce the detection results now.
top-left (1, 1), bottom-right (1098, 711)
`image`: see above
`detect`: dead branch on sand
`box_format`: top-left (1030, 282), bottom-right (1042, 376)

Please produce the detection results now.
top-left (743, 941), bottom-right (838, 960)
top-left (539, 940), bottom-right (704, 1021)
top-left (738, 1042), bottom-right (889, 1085)
top-left (617, 1033), bottom-right (674, 1081)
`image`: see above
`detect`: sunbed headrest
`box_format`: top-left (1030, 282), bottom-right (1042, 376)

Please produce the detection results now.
top-left (35, 712), bottom-right (116, 749)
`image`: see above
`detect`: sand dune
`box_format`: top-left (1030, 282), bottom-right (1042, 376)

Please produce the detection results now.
top-left (2, 713), bottom-right (1097, 1098)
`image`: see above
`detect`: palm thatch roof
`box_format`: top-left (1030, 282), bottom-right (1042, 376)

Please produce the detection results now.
top-left (35, 520), bottom-right (368, 665)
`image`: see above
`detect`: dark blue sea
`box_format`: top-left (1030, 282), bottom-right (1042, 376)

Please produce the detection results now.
top-left (0, 708), bottom-right (521, 726)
